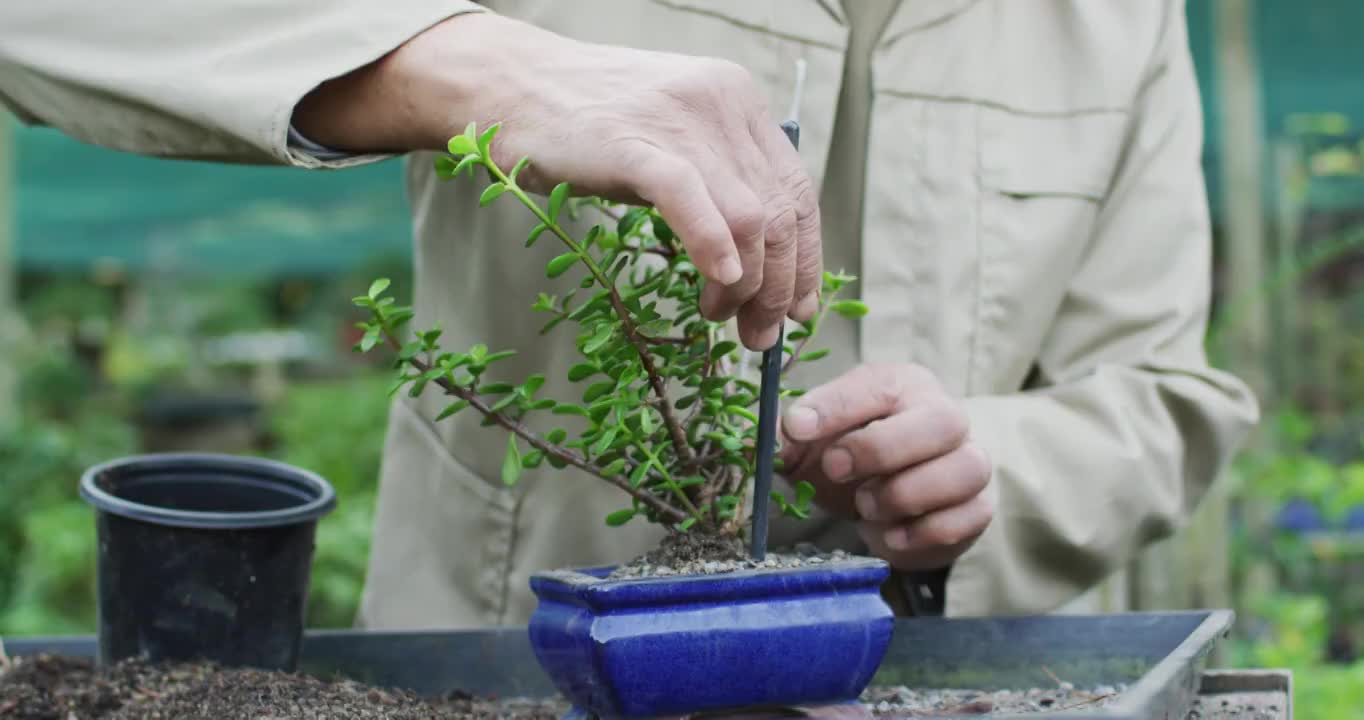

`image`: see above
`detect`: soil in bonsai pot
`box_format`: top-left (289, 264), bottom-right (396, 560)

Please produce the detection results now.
top-left (607, 532), bottom-right (855, 579)
top-left (2, 654), bottom-right (1127, 719)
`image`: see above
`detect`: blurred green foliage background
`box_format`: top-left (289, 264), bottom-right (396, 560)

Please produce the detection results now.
top-left (4, 4), bottom-right (1364, 718)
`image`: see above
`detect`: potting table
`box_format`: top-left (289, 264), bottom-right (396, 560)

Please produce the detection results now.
top-left (5, 612), bottom-right (1292, 719)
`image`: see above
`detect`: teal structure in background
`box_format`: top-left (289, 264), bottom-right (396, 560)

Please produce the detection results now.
top-left (12, 3), bottom-right (1364, 276)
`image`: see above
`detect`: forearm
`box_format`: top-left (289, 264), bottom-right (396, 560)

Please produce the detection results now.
top-left (945, 363), bottom-right (1256, 615)
top-left (293, 12), bottom-right (575, 159)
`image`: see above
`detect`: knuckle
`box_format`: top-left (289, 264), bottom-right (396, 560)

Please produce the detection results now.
top-left (729, 202), bottom-right (767, 247)
top-left (882, 475), bottom-right (925, 518)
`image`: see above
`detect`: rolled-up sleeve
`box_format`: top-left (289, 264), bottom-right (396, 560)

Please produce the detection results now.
top-left (944, 1), bottom-right (1259, 616)
top-left (0, 1), bottom-right (484, 167)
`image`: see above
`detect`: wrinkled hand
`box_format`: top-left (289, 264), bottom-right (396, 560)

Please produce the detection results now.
top-left (779, 364), bottom-right (993, 571)
top-left (295, 12), bottom-right (820, 350)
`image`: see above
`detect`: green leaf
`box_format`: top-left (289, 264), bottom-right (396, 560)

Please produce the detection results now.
top-left (639, 408), bottom-right (655, 435)
top-left (552, 403), bottom-right (588, 417)
top-left (583, 381), bottom-right (614, 403)
top-left (710, 340), bottom-right (738, 362)
top-left (549, 182), bottom-right (570, 221)
top-left (434, 156), bottom-right (458, 179)
top-left (568, 363), bottom-right (598, 382)
top-left (501, 435), bottom-right (522, 487)
top-left (720, 436), bottom-right (744, 452)
top-left (477, 122), bottom-right (501, 157)
top-left (526, 223), bottom-right (549, 248)
top-left (519, 375), bottom-right (546, 397)
top-left (435, 400), bottom-right (469, 420)
top-left (593, 427), bottom-right (619, 454)
top-left (447, 135), bottom-right (477, 155)
top-left (367, 278), bottom-right (391, 300)
top-left (509, 156), bottom-right (531, 183)
top-left (600, 458), bottom-right (627, 477)
top-left (489, 394), bottom-right (519, 412)
top-left (677, 517), bottom-right (697, 531)
top-left (484, 350), bottom-right (517, 363)
top-left (787, 329), bottom-right (810, 341)
top-left (480, 182), bottom-right (508, 207)
top-left (829, 299), bottom-right (869, 318)
top-left (583, 324), bottom-right (614, 354)
top-left (605, 509), bottom-right (636, 527)
top-left (522, 450), bottom-right (545, 469)
top-left (454, 154), bottom-right (480, 177)
top-left (628, 462), bottom-right (650, 487)
top-left (546, 252), bottom-right (579, 278)
top-left (795, 480), bottom-right (816, 512)
top-left (479, 383), bottom-right (515, 395)
top-left (547, 429), bottom-right (568, 444)
top-left (799, 349), bottom-right (831, 362)
top-left (358, 326), bottom-right (381, 352)
top-left (638, 319), bottom-right (672, 337)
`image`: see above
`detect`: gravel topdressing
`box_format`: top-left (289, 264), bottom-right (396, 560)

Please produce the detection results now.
top-left (607, 533), bottom-right (852, 579)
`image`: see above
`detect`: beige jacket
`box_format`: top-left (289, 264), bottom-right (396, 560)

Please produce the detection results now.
top-left (1, 0), bottom-right (1258, 625)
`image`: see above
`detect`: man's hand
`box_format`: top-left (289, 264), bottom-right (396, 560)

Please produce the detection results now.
top-left (293, 12), bottom-right (820, 350)
top-left (779, 364), bottom-right (993, 571)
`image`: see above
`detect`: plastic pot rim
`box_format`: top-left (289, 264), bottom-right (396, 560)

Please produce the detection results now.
top-left (80, 452), bottom-right (336, 530)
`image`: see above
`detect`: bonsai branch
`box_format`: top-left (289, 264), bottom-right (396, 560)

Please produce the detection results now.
top-left (388, 337), bottom-right (689, 525)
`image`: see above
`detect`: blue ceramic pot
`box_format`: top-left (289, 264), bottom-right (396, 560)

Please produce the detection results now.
top-left (528, 557), bottom-right (893, 719)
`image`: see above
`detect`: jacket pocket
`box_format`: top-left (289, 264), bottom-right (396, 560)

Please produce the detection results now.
top-left (972, 108), bottom-right (1130, 392)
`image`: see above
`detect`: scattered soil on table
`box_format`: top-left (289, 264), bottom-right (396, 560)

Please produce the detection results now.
top-left (861, 684), bottom-right (1123, 716)
top-left (0, 655), bottom-right (565, 720)
top-left (608, 534), bottom-right (850, 579)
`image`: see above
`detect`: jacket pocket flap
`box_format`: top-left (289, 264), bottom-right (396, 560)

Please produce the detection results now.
top-left (980, 108), bottom-right (1129, 201)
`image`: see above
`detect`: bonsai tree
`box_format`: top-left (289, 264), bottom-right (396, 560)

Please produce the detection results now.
top-left (353, 123), bottom-right (866, 545)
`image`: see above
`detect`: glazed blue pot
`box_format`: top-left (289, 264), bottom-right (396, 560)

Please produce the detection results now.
top-left (528, 557), bottom-right (893, 719)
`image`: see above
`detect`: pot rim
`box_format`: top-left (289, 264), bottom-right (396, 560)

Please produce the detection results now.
top-left (80, 452), bottom-right (336, 530)
top-left (530, 557), bottom-right (890, 610)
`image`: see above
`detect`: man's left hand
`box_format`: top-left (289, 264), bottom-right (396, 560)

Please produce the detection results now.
top-left (779, 364), bottom-right (993, 571)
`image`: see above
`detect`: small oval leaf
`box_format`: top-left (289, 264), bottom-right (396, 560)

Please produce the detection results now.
top-left (546, 252), bottom-right (579, 278)
top-left (549, 182), bottom-right (570, 221)
top-left (501, 436), bottom-right (522, 487)
top-left (605, 509), bottom-right (636, 527)
top-left (568, 363), bottom-right (598, 382)
top-left (480, 183), bottom-right (508, 207)
top-left (447, 135), bottom-right (477, 155)
top-left (829, 299), bottom-right (870, 318)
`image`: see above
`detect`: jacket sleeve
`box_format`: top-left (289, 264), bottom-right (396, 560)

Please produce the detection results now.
top-left (943, 2), bottom-right (1259, 616)
top-left (0, 1), bottom-right (484, 168)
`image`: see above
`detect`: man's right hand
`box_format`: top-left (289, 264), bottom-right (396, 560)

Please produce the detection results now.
top-left (295, 12), bottom-right (821, 350)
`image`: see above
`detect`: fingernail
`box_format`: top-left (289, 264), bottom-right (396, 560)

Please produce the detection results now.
top-left (884, 527), bottom-right (912, 551)
top-left (855, 489), bottom-right (877, 521)
top-left (793, 291), bottom-right (819, 320)
top-left (784, 406), bottom-right (819, 440)
top-left (823, 446), bottom-right (853, 482)
top-left (716, 256), bottom-right (743, 285)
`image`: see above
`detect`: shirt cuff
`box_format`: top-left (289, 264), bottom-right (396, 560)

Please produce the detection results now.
top-left (287, 125), bottom-right (355, 162)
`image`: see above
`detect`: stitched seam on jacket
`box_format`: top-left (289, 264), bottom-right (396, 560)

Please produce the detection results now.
top-left (877, 90), bottom-right (1129, 119)
top-left (650, 0), bottom-right (843, 50)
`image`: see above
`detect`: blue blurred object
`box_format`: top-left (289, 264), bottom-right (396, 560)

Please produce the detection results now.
top-left (1342, 504), bottom-right (1364, 533)
top-left (1274, 497), bottom-right (1329, 533)
top-left (528, 559), bottom-right (893, 719)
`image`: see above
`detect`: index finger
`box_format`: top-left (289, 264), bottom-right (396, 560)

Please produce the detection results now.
top-left (754, 119), bottom-right (822, 321)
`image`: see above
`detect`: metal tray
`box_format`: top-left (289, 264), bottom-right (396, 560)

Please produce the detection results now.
top-left (5, 610), bottom-right (1233, 719)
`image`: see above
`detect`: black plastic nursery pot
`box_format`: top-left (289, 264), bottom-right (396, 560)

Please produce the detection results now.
top-left (78, 453), bottom-right (336, 671)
